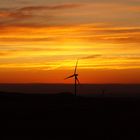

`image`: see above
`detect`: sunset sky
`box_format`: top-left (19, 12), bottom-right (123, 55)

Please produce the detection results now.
top-left (0, 0), bottom-right (140, 83)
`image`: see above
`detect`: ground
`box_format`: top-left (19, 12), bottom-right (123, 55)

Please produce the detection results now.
top-left (0, 92), bottom-right (140, 138)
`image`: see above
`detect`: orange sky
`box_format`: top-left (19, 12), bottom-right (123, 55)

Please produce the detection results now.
top-left (0, 0), bottom-right (140, 83)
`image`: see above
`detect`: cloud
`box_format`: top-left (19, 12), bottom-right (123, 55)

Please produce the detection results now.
top-left (0, 3), bottom-right (81, 19)
top-left (0, 52), bottom-right (9, 56)
top-left (76, 26), bottom-right (140, 44)
top-left (93, 28), bottom-right (140, 34)
top-left (0, 51), bottom-right (15, 56)
top-left (102, 36), bottom-right (140, 44)
top-left (0, 37), bottom-right (56, 43)
top-left (0, 3), bottom-right (82, 28)
top-left (20, 4), bottom-right (81, 12)
top-left (0, 47), bottom-right (64, 57)
top-left (0, 11), bottom-right (31, 19)
top-left (81, 54), bottom-right (102, 59)
top-left (0, 22), bottom-right (140, 44)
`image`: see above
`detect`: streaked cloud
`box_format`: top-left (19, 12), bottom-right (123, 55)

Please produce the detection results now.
top-left (0, 37), bottom-right (56, 43)
top-left (0, 52), bottom-right (12, 56)
top-left (0, 3), bottom-right (81, 20)
top-left (20, 4), bottom-right (81, 12)
top-left (0, 24), bottom-right (140, 44)
top-left (81, 55), bottom-right (102, 59)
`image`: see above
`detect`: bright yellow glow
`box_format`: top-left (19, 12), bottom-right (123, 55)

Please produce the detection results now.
top-left (0, 25), bottom-right (140, 72)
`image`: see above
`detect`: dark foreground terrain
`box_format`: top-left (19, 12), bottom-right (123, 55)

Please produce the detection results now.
top-left (1, 92), bottom-right (140, 138)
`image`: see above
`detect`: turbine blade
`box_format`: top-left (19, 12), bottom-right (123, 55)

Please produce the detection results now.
top-left (65, 74), bottom-right (75, 80)
top-left (74, 59), bottom-right (78, 74)
top-left (76, 77), bottom-right (80, 84)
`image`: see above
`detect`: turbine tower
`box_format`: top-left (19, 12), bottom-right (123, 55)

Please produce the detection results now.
top-left (65, 60), bottom-right (80, 96)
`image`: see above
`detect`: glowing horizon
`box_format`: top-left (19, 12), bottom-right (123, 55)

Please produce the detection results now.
top-left (0, 0), bottom-right (140, 83)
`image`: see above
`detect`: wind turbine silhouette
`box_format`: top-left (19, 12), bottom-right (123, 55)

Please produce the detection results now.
top-left (65, 60), bottom-right (80, 96)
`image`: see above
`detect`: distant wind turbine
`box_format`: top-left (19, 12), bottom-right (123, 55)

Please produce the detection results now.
top-left (65, 60), bottom-right (80, 96)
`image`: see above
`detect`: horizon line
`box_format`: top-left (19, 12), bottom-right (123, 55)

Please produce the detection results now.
top-left (0, 83), bottom-right (140, 85)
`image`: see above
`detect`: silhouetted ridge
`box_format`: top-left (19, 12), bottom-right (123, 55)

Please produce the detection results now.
top-left (1, 90), bottom-right (140, 130)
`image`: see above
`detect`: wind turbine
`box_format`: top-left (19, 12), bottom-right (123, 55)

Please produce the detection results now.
top-left (65, 60), bottom-right (80, 96)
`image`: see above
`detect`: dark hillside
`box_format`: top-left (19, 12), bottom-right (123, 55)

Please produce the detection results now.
top-left (0, 92), bottom-right (140, 131)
